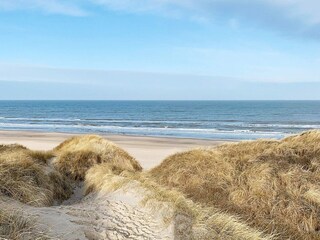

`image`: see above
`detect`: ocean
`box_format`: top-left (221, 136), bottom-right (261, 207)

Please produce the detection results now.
top-left (0, 100), bottom-right (320, 140)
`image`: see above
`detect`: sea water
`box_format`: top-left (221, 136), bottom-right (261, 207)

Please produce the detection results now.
top-left (0, 100), bottom-right (320, 140)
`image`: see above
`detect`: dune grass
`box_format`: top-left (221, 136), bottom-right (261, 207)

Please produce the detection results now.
top-left (150, 131), bottom-right (320, 239)
top-left (84, 164), bottom-right (272, 240)
top-left (0, 144), bottom-right (72, 206)
top-left (0, 136), bottom-right (142, 239)
top-left (2, 132), bottom-right (320, 239)
top-left (28, 150), bottom-right (55, 165)
top-left (53, 135), bottom-right (142, 180)
top-left (0, 208), bottom-right (49, 240)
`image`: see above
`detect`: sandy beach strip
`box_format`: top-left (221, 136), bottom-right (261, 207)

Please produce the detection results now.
top-left (0, 130), bottom-right (230, 169)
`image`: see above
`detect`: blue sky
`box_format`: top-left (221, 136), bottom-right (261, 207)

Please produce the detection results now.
top-left (0, 0), bottom-right (320, 100)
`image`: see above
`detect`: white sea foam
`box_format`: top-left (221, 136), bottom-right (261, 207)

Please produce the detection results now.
top-left (1, 99), bottom-right (319, 140)
top-left (0, 122), bottom-right (288, 140)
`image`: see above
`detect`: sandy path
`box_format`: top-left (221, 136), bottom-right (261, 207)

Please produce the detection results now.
top-left (0, 183), bottom-right (190, 240)
top-left (0, 130), bottom-right (228, 169)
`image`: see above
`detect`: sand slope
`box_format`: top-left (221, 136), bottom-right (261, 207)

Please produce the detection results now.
top-left (0, 183), bottom-right (185, 240)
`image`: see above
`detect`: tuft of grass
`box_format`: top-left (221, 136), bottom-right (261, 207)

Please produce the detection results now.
top-left (53, 135), bottom-right (142, 180)
top-left (0, 144), bottom-right (72, 206)
top-left (48, 171), bottom-right (73, 201)
top-left (28, 150), bottom-right (55, 164)
top-left (150, 130), bottom-right (320, 239)
top-left (0, 208), bottom-right (49, 240)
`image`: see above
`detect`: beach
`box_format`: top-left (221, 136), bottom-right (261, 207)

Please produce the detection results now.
top-left (0, 130), bottom-right (227, 169)
top-left (1, 3), bottom-right (319, 238)
top-left (1, 102), bottom-right (319, 240)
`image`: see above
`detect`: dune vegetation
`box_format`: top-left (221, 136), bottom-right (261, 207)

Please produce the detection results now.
top-left (0, 136), bottom-right (143, 240)
top-left (53, 135), bottom-right (142, 180)
top-left (0, 208), bottom-right (49, 240)
top-left (0, 144), bottom-right (72, 207)
top-left (150, 131), bottom-right (320, 239)
top-left (85, 165), bottom-right (272, 240)
top-left (1, 132), bottom-right (320, 239)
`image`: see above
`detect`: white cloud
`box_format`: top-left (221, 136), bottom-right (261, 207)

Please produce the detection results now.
top-left (0, 0), bottom-right (88, 16)
top-left (92, 0), bottom-right (320, 38)
top-left (267, 0), bottom-right (320, 25)
top-left (1, 0), bottom-right (320, 25)
top-left (91, 0), bottom-right (320, 25)
top-left (1, 63), bottom-right (320, 100)
top-left (1, 0), bottom-right (320, 37)
top-left (0, 62), bottom-right (239, 84)
top-left (1, 60), bottom-right (319, 84)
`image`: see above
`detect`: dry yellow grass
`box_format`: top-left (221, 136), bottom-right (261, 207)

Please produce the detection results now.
top-left (2, 131), bottom-right (320, 239)
top-left (150, 130), bottom-right (320, 239)
top-left (84, 164), bottom-right (272, 240)
top-left (0, 208), bottom-right (49, 240)
top-left (0, 144), bottom-right (72, 206)
top-left (53, 135), bottom-right (142, 180)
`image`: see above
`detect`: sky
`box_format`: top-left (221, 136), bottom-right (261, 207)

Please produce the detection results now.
top-left (0, 0), bottom-right (320, 100)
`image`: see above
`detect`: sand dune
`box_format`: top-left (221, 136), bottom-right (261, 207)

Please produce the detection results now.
top-left (0, 130), bottom-right (224, 169)
top-left (2, 131), bottom-right (320, 239)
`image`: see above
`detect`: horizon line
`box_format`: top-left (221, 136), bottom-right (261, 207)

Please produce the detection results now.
top-left (1, 99), bottom-right (320, 101)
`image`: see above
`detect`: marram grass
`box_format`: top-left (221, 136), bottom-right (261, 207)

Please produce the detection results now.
top-left (150, 130), bottom-right (320, 239)
top-left (0, 144), bottom-right (72, 207)
top-left (53, 135), bottom-right (142, 180)
top-left (1, 132), bottom-right (320, 239)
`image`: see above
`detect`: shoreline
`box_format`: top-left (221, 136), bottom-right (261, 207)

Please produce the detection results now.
top-left (0, 130), bottom-right (232, 169)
